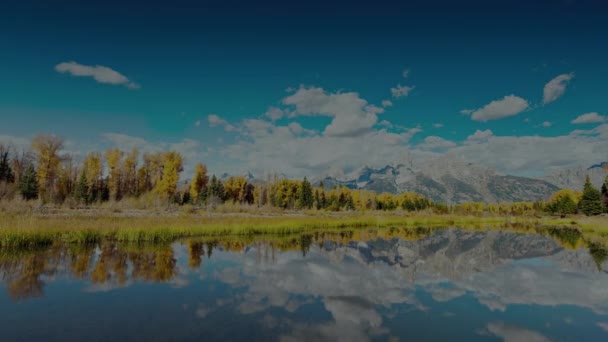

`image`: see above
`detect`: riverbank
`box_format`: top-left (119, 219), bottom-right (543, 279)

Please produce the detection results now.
top-left (1, 206), bottom-right (608, 248)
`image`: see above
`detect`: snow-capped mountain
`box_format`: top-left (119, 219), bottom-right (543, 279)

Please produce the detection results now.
top-left (314, 156), bottom-right (559, 204)
top-left (543, 162), bottom-right (607, 190)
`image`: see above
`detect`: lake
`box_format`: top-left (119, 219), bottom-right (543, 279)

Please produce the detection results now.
top-left (1, 227), bottom-right (607, 341)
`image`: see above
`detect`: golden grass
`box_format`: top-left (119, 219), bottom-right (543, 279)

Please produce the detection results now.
top-left (1, 207), bottom-right (607, 248)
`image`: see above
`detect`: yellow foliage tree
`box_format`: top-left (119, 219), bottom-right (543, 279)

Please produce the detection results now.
top-left (82, 152), bottom-right (103, 193)
top-left (224, 176), bottom-right (248, 203)
top-left (154, 151), bottom-right (183, 200)
top-left (189, 163), bottom-right (208, 202)
top-left (31, 134), bottom-right (64, 201)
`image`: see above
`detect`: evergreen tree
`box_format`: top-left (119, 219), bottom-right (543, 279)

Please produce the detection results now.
top-left (182, 191), bottom-right (191, 205)
top-left (298, 177), bottom-right (314, 209)
top-left (74, 170), bottom-right (90, 205)
top-left (579, 176), bottom-right (604, 216)
top-left (601, 176), bottom-right (608, 212)
top-left (207, 175), bottom-right (225, 202)
top-left (0, 147), bottom-right (14, 183)
top-left (19, 164), bottom-right (38, 200)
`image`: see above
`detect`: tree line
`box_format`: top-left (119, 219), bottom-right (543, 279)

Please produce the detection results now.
top-left (0, 135), bottom-right (606, 216)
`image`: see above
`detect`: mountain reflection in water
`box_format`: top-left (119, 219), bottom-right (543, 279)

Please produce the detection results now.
top-left (1, 227), bottom-right (607, 341)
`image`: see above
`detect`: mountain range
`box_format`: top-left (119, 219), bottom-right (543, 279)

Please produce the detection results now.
top-left (313, 156), bottom-right (560, 204)
top-left (224, 156), bottom-right (607, 204)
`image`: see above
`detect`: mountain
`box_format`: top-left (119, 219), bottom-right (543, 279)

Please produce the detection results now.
top-left (314, 156), bottom-right (559, 204)
top-left (542, 162), bottom-right (607, 190)
top-left (319, 228), bottom-right (608, 279)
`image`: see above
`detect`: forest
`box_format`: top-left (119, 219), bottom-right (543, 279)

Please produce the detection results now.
top-left (1, 134), bottom-right (607, 217)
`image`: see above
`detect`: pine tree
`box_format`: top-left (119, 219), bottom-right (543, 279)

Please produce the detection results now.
top-left (74, 170), bottom-right (90, 205)
top-left (298, 177), bottom-right (313, 209)
top-left (579, 176), bottom-right (604, 216)
top-left (601, 176), bottom-right (608, 212)
top-left (19, 164), bottom-right (38, 201)
top-left (0, 146), bottom-right (14, 183)
top-left (207, 175), bottom-right (225, 203)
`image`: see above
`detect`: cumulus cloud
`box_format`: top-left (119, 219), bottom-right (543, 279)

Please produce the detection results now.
top-left (484, 322), bottom-right (549, 342)
top-left (418, 136), bottom-right (457, 150)
top-left (264, 107), bottom-right (285, 121)
top-left (597, 322), bottom-right (608, 332)
top-left (542, 121), bottom-right (552, 127)
top-left (543, 73), bottom-right (574, 105)
top-left (219, 121), bottom-right (420, 177)
top-left (282, 86), bottom-right (382, 137)
top-left (55, 61), bottom-right (139, 89)
top-left (445, 127), bottom-right (608, 175)
top-left (465, 95), bottom-right (529, 122)
top-left (571, 112), bottom-right (606, 124)
top-left (460, 109), bottom-right (474, 115)
top-left (381, 100), bottom-right (393, 108)
top-left (402, 68), bottom-right (410, 79)
top-left (378, 120), bottom-right (393, 128)
top-left (0, 134), bottom-right (31, 151)
top-left (466, 129), bottom-right (493, 143)
top-left (207, 114), bottom-right (236, 131)
top-left (390, 84), bottom-right (414, 98)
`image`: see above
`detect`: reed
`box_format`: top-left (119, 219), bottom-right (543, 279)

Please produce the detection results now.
top-left (1, 209), bottom-right (607, 248)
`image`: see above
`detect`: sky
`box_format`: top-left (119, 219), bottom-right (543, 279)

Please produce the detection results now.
top-left (1, 0), bottom-right (607, 178)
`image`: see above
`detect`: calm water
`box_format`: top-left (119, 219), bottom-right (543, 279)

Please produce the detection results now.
top-left (1, 227), bottom-right (608, 341)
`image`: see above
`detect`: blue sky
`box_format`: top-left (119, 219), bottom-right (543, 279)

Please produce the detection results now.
top-left (1, 0), bottom-right (607, 177)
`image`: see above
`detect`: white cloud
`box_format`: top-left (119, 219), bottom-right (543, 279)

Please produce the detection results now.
top-left (264, 107), bottom-right (285, 121)
top-left (195, 120), bottom-right (201, 127)
top-left (217, 119), bottom-right (421, 177)
top-left (55, 61), bottom-right (139, 89)
top-left (390, 84), bottom-right (414, 98)
top-left (402, 68), bottom-right (410, 79)
top-left (466, 129), bottom-right (493, 143)
top-left (0, 134), bottom-right (31, 152)
top-left (282, 86), bottom-right (382, 137)
top-left (571, 112), bottom-right (606, 124)
top-left (418, 136), bottom-right (457, 150)
top-left (485, 322), bottom-right (549, 342)
top-left (542, 121), bottom-right (552, 127)
top-left (381, 100), bottom-right (393, 108)
top-left (597, 322), bottom-right (608, 332)
top-left (543, 73), bottom-right (574, 105)
top-left (288, 122), bottom-right (316, 136)
top-left (207, 114), bottom-right (236, 132)
top-left (460, 109), bottom-right (474, 115)
top-left (433, 123), bottom-right (444, 128)
top-left (443, 126), bottom-right (608, 175)
top-left (378, 120), bottom-right (393, 128)
top-left (465, 95), bottom-right (529, 122)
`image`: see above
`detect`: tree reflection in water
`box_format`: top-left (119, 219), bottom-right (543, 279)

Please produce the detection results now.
top-left (0, 225), bottom-right (606, 302)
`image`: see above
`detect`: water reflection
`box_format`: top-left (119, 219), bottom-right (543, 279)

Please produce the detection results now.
top-left (1, 226), bottom-right (607, 341)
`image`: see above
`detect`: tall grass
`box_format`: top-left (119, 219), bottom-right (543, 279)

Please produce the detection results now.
top-left (1, 208), bottom-right (607, 248)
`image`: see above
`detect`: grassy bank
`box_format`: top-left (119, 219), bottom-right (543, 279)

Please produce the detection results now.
top-left (1, 208), bottom-right (607, 248)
